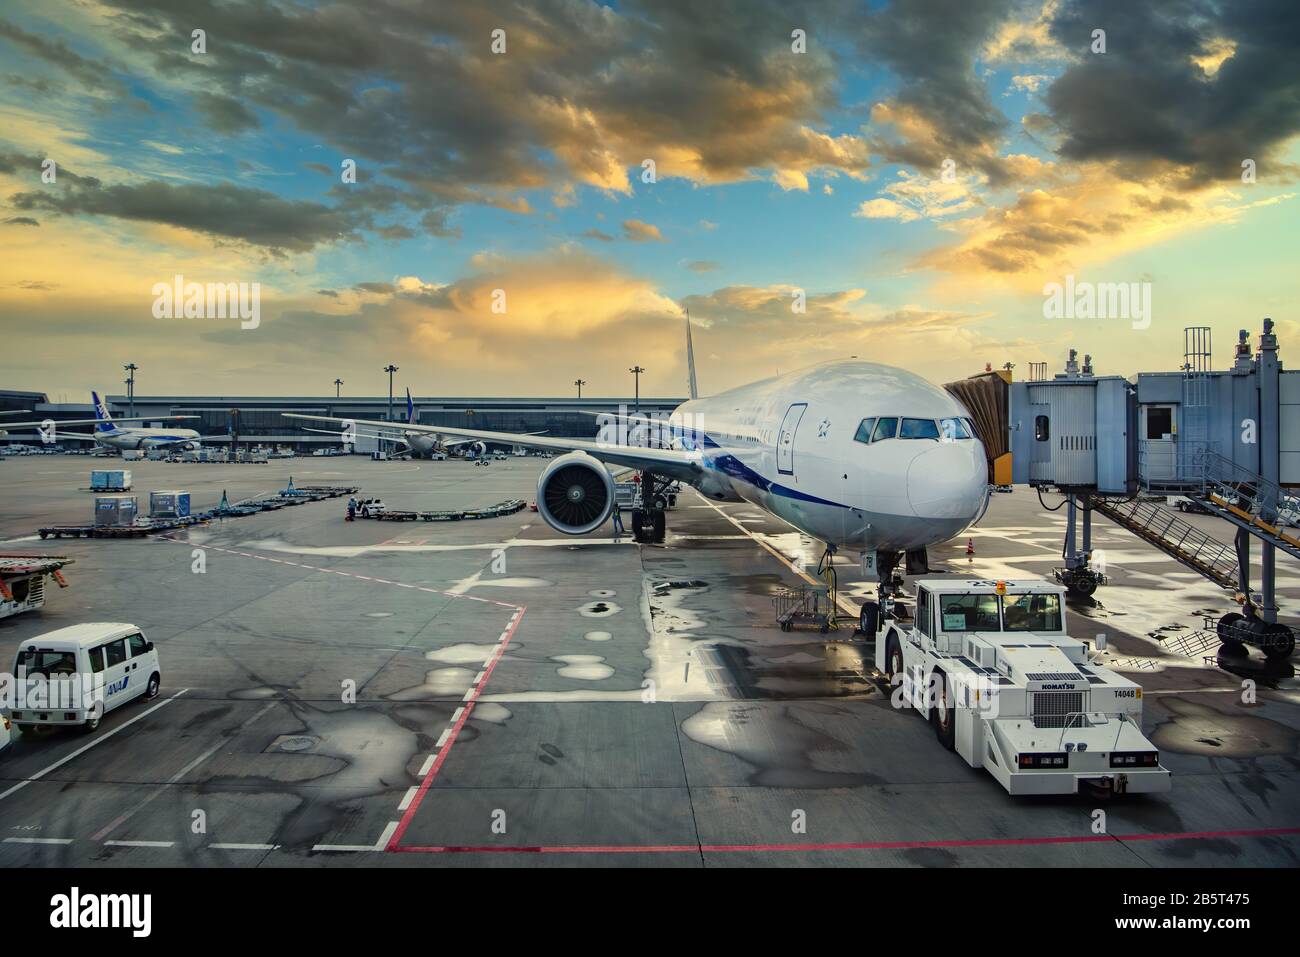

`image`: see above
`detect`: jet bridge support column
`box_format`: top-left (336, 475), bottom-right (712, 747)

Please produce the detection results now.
top-left (1259, 319), bottom-right (1280, 624)
top-left (1055, 495), bottom-right (1106, 599)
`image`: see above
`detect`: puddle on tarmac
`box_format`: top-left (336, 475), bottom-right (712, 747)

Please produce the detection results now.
top-left (1151, 698), bottom-right (1298, 758)
top-left (681, 701), bottom-right (879, 788)
top-left (425, 643), bottom-right (498, 665)
top-left (363, 612), bottom-right (394, 618)
top-left (589, 589), bottom-right (616, 598)
top-left (471, 702), bottom-right (512, 723)
top-left (457, 576), bottom-right (550, 590)
top-left (553, 654), bottom-right (614, 680)
top-left (388, 666), bottom-right (475, 700)
top-left (584, 631), bottom-right (612, 642)
top-left (579, 600), bottom-right (622, 618)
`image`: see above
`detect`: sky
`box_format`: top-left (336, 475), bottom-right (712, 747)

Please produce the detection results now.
top-left (1, 0), bottom-right (1298, 401)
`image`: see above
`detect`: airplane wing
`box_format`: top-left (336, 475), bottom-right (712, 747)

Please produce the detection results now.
top-left (0, 415), bottom-right (199, 429)
top-left (285, 413), bottom-right (703, 481)
top-left (0, 430), bottom-right (100, 441)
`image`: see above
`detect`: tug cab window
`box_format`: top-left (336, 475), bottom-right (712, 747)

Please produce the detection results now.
top-left (900, 418), bottom-right (941, 440)
top-left (853, 418), bottom-right (876, 444)
top-left (939, 594), bottom-right (1001, 631)
top-left (1002, 593), bottom-right (1063, 632)
top-left (871, 417), bottom-right (899, 442)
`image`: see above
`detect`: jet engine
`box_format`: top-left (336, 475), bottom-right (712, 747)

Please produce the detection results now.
top-left (470, 441), bottom-right (487, 457)
top-left (536, 451), bottom-right (615, 534)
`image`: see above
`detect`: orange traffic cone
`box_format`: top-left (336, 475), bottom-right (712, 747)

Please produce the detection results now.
top-left (966, 538), bottom-right (975, 560)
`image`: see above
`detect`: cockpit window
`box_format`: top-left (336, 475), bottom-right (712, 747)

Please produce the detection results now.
top-left (1003, 593), bottom-right (1063, 632)
top-left (940, 594), bottom-right (1001, 631)
top-left (899, 418), bottom-right (941, 440)
top-left (853, 418), bottom-right (876, 444)
top-left (939, 417), bottom-right (971, 440)
top-left (871, 417), bottom-right (898, 442)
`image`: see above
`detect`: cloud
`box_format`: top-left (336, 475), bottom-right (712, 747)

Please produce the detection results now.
top-left (682, 260), bottom-right (719, 273)
top-left (854, 170), bottom-right (983, 223)
top-left (4, 216), bottom-right (39, 226)
top-left (622, 219), bottom-right (664, 243)
top-left (193, 92), bottom-right (260, 134)
top-left (0, 18), bottom-right (125, 96)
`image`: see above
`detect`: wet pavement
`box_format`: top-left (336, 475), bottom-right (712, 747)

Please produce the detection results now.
top-left (0, 455), bottom-right (1297, 867)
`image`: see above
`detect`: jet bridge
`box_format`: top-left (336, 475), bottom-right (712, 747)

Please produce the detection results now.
top-left (1008, 320), bottom-right (1297, 658)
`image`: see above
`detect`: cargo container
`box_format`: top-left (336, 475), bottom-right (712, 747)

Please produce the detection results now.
top-left (149, 490), bottom-right (191, 519)
top-left (90, 469), bottom-right (132, 491)
top-left (94, 495), bottom-right (138, 527)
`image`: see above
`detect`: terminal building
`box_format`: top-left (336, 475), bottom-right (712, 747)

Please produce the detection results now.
top-left (1, 392), bottom-right (684, 452)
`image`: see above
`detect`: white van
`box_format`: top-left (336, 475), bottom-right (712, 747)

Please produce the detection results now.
top-left (10, 623), bottom-right (161, 734)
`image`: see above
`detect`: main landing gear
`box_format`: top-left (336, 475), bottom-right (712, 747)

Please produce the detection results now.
top-left (631, 470), bottom-right (671, 543)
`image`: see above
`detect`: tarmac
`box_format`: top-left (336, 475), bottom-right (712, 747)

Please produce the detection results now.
top-left (0, 453), bottom-right (1297, 867)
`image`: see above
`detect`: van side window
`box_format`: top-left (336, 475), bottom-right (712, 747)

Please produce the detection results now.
top-left (104, 639), bottom-right (127, 667)
top-left (128, 634), bottom-right (148, 657)
top-left (88, 646), bottom-right (105, 674)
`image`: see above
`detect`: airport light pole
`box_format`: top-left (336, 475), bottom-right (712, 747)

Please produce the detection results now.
top-left (124, 363), bottom-right (138, 418)
top-left (384, 364), bottom-right (399, 454)
top-left (629, 366), bottom-right (644, 412)
top-left (334, 378), bottom-right (343, 397)
top-left (574, 378), bottom-right (586, 399)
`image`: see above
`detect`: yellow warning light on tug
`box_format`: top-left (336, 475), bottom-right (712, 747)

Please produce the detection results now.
top-left (995, 581), bottom-right (1007, 595)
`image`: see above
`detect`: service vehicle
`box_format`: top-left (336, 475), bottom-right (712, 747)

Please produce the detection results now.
top-left (0, 555), bottom-right (74, 620)
top-left (870, 578), bottom-right (1170, 796)
top-left (10, 623), bottom-right (162, 734)
top-left (355, 497), bottom-right (386, 518)
top-left (0, 713), bottom-right (11, 755)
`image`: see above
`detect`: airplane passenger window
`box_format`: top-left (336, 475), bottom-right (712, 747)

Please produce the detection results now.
top-left (899, 418), bottom-right (941, 439)
top-left (939, 417), bottom-right (971, 440)
top-left (853, 418), bottom-right (876, 444)
top-left (871, 417), bottom-right (898, 442)
top-left (940, 594), bottom-right (1001, 631)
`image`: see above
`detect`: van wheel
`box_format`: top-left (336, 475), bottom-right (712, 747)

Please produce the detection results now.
top-left (81, 711), bottom-right (101, 734)
top-left (18, 723), bottom-right (40, 737)
top-left (932, 670), bottom-right (956, 751)
top-left (145, 673), bottom-right (161, 700)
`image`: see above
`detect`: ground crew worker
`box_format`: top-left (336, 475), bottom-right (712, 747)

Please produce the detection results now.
top-left (346, 496), bottom-right (356, 522)
top-left (611, 501), bottom-right (625, 536)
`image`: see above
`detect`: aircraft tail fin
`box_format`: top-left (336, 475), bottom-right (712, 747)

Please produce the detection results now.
top-left (406, 388), bottom-right (416, 425)
top-left (685, 311), bottom-right (699, 400)
top-left (90, 390), bottom-right (117, 433)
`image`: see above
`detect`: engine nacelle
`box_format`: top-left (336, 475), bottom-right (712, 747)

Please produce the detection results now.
top-left (536, 451), bottom-right (615, 535)
top-left (470, 441), bottom-right (487, 457)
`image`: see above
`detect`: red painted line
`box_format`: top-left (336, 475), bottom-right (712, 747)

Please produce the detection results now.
top-left (389, 826), bottom-right (1300, 855)
top-left (386, 604), bottom-right (527, 850)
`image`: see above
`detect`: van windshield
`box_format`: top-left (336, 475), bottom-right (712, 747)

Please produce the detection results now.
top-left (15, 649), bottom-right (78, 677)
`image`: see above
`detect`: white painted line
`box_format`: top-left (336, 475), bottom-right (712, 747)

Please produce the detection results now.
top-left (418, 753), bottom-right (437, 776)
top-left (462, 688), bottom-right (475, 701)
top-left (208, 843), bottom-right (280, 851)
top-left (451, 707), bottom-right (465, 722)
top-left (373, 821), bottom-right (398, 850)
top-left (104, 840), bottom-right (174, 848)
top-left (0, 689), bottom-right (191, 804)
top-left (473, 671), bottom-right (486, 685)
top-left (435, 729), bottom-right (452, 748)
top-left (312, 844), bottom-right (378, 853)
top-left (397, 786), bottom-right (418, 812)
top-left (4, 836), bottom-right (73, 845)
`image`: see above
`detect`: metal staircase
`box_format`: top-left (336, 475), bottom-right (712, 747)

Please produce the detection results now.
top-left (1192, 451), bottom-right (1300, 562)
top-left (1088, 497), bottom-right (1239, 591)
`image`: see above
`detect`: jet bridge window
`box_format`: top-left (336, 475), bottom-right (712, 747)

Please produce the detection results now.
top-left (1034, 415), bottom-right (1050, 442)
top-left (939, 594), bottom-right (1001, 631)
top-left (900, 418), bottom-right (941, 440)
top-left (853, 418), bottom-right (876, 444)
top-left (1003, 593), bottom-right (1062, 632)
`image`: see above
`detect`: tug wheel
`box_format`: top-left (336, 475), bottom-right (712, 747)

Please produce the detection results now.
top-left (931, 670), bottom-right (956, 751)
top-left (1262, 623), bottom-right (1296, 660)
top-left (859, 600), bottom-right (879, 636)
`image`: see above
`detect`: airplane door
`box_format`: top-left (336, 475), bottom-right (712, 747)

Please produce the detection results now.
top-left (777, 403), bottom-right (807, 476)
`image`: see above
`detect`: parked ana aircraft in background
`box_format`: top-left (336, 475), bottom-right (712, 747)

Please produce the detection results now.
top-left (288, 320), bottom-right (989, 619)
top-left (307, 389), bottom-right (539, 458)
top-left (30, 392), bottom-right (203, 452)
top-left (0, 395), bottom-right (199, 449)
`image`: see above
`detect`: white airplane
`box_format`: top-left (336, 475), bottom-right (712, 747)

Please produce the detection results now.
top-left (28, 392), bottom-right (203, 452)
top-left (307, 389), bottom-right (540, 458)
top-left (287, 320), bottom-right (988, 624)
top-left (0, 395), bottom-right (199, 449)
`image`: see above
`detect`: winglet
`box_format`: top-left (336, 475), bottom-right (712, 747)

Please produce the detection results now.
top-left (685, 311), bottom-right (698, 400)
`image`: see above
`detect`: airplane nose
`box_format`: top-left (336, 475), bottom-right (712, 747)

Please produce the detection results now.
top-left (906, 442), bottom-right (987, 519)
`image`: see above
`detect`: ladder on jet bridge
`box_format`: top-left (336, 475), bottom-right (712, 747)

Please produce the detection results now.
top-left (1088, 497), bottom-right (1239, 592)
top-left (1191, 451), bottom-right (1300, 563)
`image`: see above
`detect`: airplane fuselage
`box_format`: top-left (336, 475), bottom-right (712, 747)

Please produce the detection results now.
top-left (665, 360), bottom-right (988, 553)
top-left (96, 427), bottom-right (202, 451)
